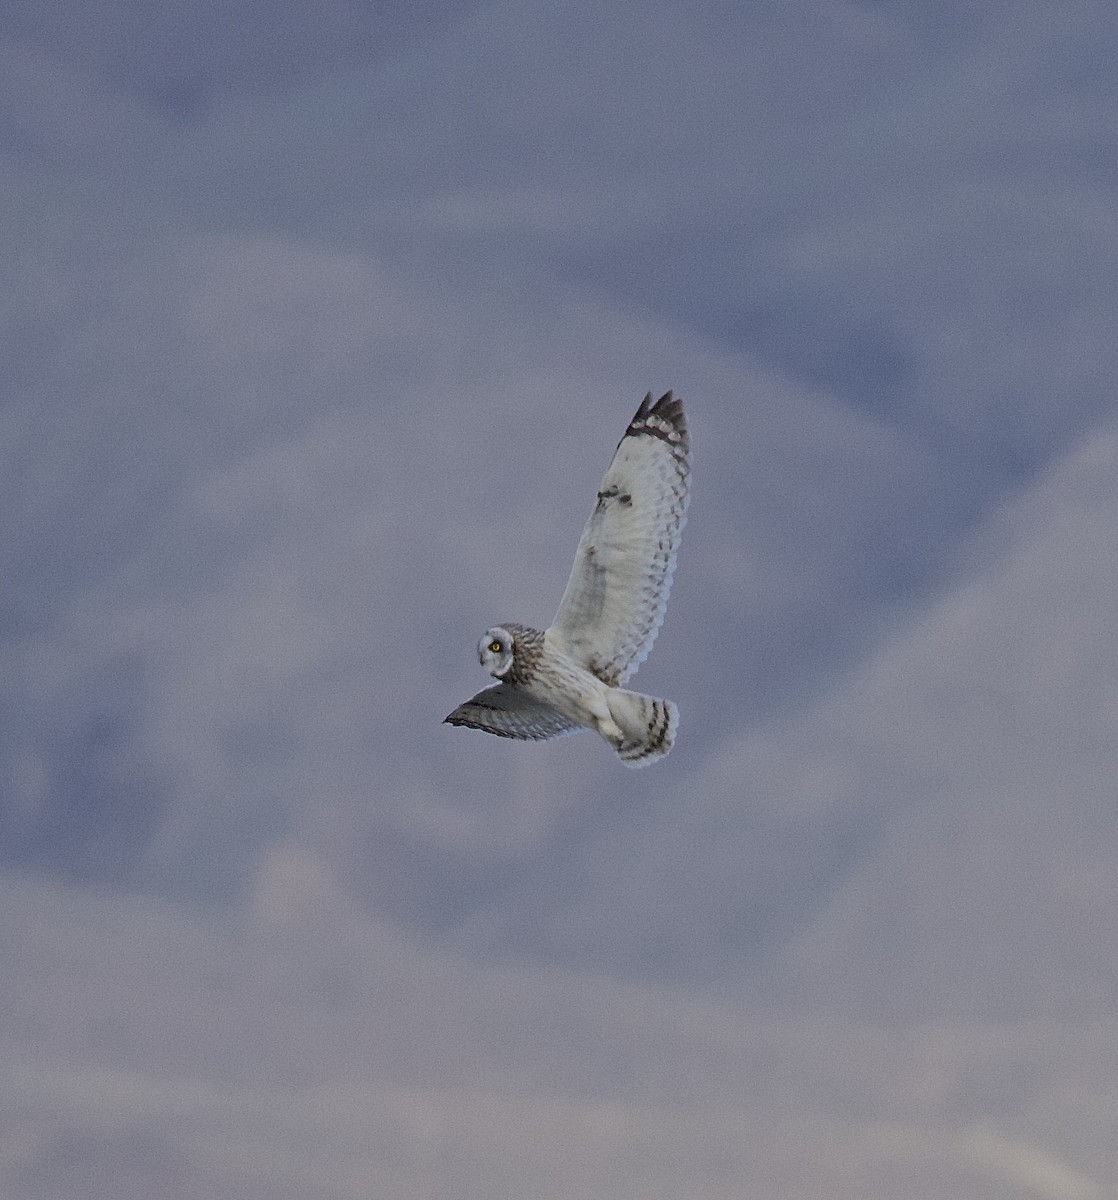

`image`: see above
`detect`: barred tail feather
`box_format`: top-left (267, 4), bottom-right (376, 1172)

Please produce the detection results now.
top-left (605, 689), bottom-right (678, 767)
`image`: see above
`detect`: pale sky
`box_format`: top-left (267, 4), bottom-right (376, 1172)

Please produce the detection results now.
top-left (3, 2), bottom-right (1117, 1197)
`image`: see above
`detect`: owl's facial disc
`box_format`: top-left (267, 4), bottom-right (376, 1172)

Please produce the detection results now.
top-left (478, 626), bottom-right (515, 678)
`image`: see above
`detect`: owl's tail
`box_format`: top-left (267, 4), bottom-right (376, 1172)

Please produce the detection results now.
top-left (605, 689), bottom-right (679, 767)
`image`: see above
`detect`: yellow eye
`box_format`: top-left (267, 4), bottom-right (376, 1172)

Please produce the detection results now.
top-left (489, 640), bottom-right (503, 654)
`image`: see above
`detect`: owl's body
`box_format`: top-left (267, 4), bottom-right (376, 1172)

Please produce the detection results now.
top-left (445, 391), bottom-right (690, 767)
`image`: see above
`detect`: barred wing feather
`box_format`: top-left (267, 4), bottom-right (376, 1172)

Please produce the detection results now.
top-left (548, 392), bottom-right (690, 687)
top-left (443, 684), bottom-right (581, 741)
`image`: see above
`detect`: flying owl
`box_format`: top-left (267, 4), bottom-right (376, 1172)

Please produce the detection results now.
top-left (444, 391), bottom-right (690, 766)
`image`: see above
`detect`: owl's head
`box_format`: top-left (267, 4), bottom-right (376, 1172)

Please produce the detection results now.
top-left (478, 626), bottom-right (515, 678)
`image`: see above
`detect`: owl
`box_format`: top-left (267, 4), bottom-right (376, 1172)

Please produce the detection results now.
top-left (444, 391), bottom-right (690, 766)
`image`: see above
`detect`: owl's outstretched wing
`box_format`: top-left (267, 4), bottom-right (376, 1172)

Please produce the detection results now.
top-left (443, 684), bottom-right (582, 741)
top-left (548, 391), bottom-right (690, 687)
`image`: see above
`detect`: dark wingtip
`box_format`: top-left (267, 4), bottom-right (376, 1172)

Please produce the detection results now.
top-left (622, 389), bottom-right (687, 448)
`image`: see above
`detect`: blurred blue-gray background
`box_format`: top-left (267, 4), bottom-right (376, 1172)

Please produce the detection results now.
top-left (3, 2), bottom-right (1117, 1196)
